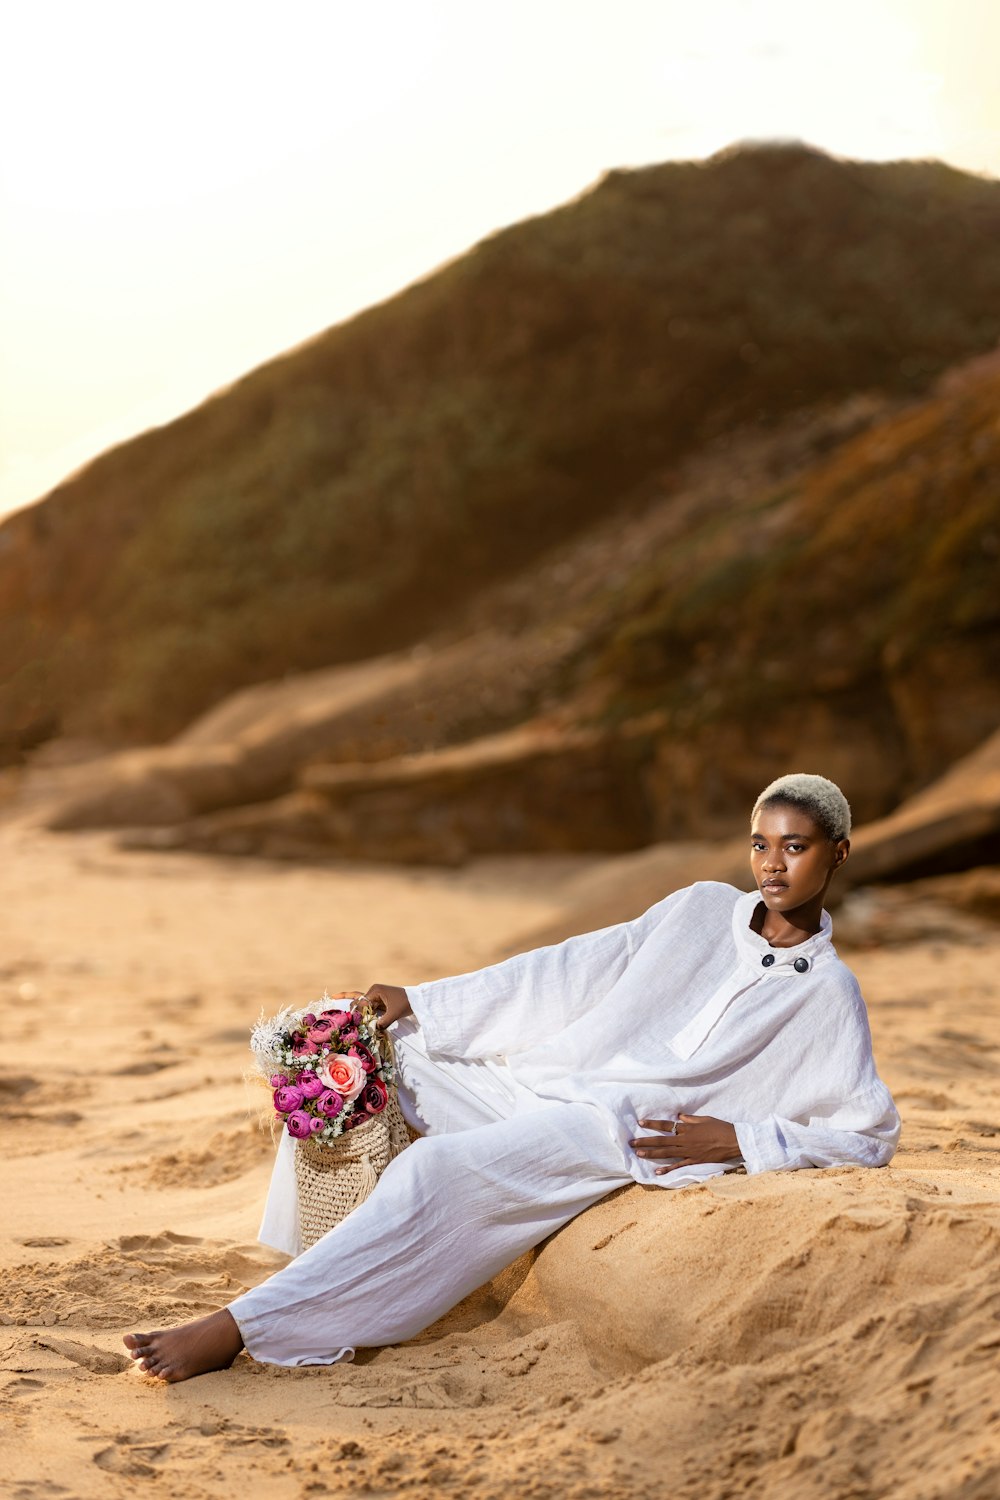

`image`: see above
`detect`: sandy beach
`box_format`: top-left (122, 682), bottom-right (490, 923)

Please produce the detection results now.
top-left (2, 820), bottom-right (999, 1500)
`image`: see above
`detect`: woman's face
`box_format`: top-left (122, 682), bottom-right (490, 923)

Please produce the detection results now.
top-left (750, 801), bottom-right (848, 916)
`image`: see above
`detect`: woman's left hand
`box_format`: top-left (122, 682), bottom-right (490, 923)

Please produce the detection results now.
top-left (629, 1114), bottom-right (740, 1175)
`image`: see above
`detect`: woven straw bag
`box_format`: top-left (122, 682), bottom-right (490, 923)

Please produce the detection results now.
top-left (294, 1089), bottom-right (412, 1249)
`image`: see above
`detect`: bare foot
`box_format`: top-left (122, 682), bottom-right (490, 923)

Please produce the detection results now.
top-left (123, 1309), bottom-right (244, 1382)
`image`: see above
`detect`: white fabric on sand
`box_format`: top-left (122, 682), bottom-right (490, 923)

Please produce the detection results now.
top-left (231, 1022), bottom-right (629, 1365)
top-left (232, 881), bottom-right (899, 1366)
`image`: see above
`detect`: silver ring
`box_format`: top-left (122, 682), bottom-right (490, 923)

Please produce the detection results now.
top-left (668, 1119), bottom-right (680, 1135)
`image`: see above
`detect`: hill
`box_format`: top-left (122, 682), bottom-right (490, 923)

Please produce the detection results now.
top-left (21, 358), bottom-right (1000, 858)
top-left (4, 144), bottom-right (1000, 753)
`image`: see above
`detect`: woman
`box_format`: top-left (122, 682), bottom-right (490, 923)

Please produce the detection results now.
top-left (124, 772), bottom-right (899, 1381)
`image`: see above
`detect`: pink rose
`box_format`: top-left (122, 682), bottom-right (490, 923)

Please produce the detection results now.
top-left (307, 1013), bottom-right (342, 1043)
top-left (269, 1073), bottom-right (289, 1089)
top-left (360, 1076), bottom-right (388, 1114)
top-left (349, 1043), bottom-right (377, 1074)
top-left (286, 1109), bottom-right (314, 1139)
top-left (297, 1072), bottom-right (325, 1100)
top-left (302, 1013), bottom-right (317, 1026)
top-left (339, 1028), bottom-right (359, 1046)
top-left (308, 1116), bottom-right (325, 1135)
top-left (317, 1089), bottom-right (344, 1118)
top-left (273, 1083), bottom-right (304, 1113)
top-left (317, 1053), bottom-right (366, 1101)
top-left (318, 1009), bottom-right (353, 1027)
top-left (291, 1031), bottom-right (318, 1058)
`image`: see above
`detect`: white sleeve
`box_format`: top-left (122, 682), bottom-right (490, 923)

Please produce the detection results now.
top-left (733, 1080), bottom-right (900, 1174)
top-left (404, 890), bottom-right (681, 1060)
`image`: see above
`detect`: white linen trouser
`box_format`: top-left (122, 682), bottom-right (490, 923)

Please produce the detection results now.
top-left (228, 1019), bottom-right (631, 1367)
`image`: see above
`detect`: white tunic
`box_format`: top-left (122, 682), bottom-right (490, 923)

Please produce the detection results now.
top-left (238, 881), bottom-right (898, 1365)
top-left (404, 881), bottom-right (900, 1181)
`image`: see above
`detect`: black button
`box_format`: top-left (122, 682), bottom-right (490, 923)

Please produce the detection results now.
top-left (761, 953), bottom-right (775, 967)
top-left (794, 957), bottom-right (810, 973)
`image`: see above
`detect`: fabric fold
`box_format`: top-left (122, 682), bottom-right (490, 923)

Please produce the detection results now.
top-left (669, 972), bottom-right (760, 1059)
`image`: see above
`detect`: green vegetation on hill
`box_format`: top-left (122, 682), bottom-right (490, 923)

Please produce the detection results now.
top-left (579, 363), bottom-right (1000, 820)
top-left (3, 144), bottom-right (1000, 751)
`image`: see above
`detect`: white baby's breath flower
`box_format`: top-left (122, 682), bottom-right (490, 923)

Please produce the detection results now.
top-left (249, 1006), bottom-right (302, 1076)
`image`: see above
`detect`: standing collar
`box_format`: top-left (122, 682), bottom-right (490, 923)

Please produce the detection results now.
top-left (732, 888), bottom-right (833, 973)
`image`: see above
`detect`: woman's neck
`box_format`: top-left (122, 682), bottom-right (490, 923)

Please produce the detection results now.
top-left (751, 899), bottom-right (824, 947)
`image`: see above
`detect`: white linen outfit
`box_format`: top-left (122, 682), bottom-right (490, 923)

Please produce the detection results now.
top-left (229, 882), bottom-right (899, 1367)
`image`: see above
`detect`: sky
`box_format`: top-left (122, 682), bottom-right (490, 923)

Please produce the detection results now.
top-left (2, 0), bottom-right (999, 519)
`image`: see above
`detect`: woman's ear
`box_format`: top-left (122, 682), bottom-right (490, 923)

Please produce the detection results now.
top-left (833, 838), bottom-right (850, 870)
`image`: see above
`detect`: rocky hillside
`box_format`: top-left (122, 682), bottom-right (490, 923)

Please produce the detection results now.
top-left (20, 356), bottom-right (1000, 861)
top-left (4, 144), bottom-right (1000, 754)
top-left (574, 352), bottom-right (1000, 827)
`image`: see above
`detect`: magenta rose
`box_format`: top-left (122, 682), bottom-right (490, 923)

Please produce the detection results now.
top-left (349, 1043), bottom-right (377, 1074)
top-left (318, 1009), bottom-right (353, 1027)
top-left (317, 1088), bottom-right (344, 1118)
top-left (286, 1109), bottom-right (314, 1139)
top-left (273, 1083), bottom-right (304, 1113)
top-left (307, 1116), bottom-right (325, 1135)
top-left (307, 1016), bottom-right (339, 1045)
top-left (269, 1072), bottom-right (289, 1089)
top-left (360, 1077), bottom-right (388, 1114)
top-left (297, 1072), bottom-right (325, 1100)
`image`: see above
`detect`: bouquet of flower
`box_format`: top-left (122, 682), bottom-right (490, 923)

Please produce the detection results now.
top-left (250, 998), bottom-right (394, 1142)
top-left (250, 995), bottom-right (411, 1248)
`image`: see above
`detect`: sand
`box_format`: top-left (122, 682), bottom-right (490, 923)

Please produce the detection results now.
top-left (2, 821), bottom-right (999, 1500)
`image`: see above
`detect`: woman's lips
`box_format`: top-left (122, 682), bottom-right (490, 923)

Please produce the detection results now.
top-left (762, 881), bottom-right (787, 893)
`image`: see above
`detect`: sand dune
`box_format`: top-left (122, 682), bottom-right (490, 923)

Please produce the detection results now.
top-left (2, 823), bottom-right (999, 1498)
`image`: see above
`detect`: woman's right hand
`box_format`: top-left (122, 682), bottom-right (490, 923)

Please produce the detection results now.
top-left (327, 984), bottom-right (412, 1030)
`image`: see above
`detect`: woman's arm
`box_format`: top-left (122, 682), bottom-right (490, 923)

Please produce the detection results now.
top-left (402, 924), bottom-right (630, 1058)
top-left (398, 890), bottom-right (683, 1060)
top-left (629, 1080), bottom-right (900, 1177)
top-left (731, 1083), bottom-right (900, 1173)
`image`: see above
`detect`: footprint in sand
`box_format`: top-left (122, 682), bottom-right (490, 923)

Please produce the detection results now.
top-left (338, 1375), bottom-right (469, 1409)
top-left (92, 1441), bottom-right (170, 1476)
top-left (894, 1090), bottom-right (957, 1111)
top-left (116, 1126), bottom-right (272, 1190)
top-left (0, 1074), bottom-right (39, 1111)
top-left (110, 1058), bottom-right (179, 1077)
top-left (115, 1230), bottom-right (205, 1252)
top-left (113, 1230), bottom-right (274, 1282)
top-left (35, 1336), bottom-right (131, 1375)
top-left (7, 1231), bottom-right (277, 1331)
top-left (10, 1485), bottom-right (75, 1500)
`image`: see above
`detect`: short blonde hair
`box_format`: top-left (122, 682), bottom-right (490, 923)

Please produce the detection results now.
top-left (752, 773), bottom-right (851, 842)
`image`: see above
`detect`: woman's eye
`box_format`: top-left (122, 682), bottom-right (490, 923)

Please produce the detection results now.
top-left (786, 844), bottom-right (805, 853)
